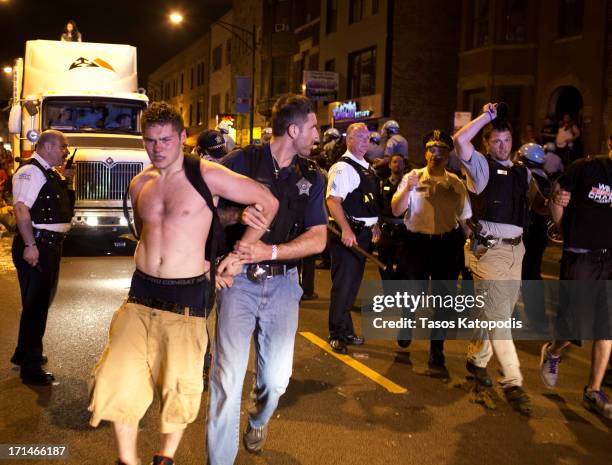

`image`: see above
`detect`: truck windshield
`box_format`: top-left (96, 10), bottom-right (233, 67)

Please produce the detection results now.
top-left (44, 99), bottom-right (145, 134)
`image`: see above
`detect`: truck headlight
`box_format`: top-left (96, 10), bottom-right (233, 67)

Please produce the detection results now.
top-left (85, 216), bottom-right (99, 227)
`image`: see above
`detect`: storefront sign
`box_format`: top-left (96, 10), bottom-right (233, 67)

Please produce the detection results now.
top-left (302, 71), bottom-right (339, 102)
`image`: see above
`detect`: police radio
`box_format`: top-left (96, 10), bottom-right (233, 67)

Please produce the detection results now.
top-left (65, 149), bottom-right (77, 169)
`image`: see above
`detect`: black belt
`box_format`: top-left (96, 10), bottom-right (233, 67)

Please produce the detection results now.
top-left (476, 233), bottom-right (522, 247)
top-left (126, 295), bottom-right (207, 318)
top-left (407, 230), bottom-right (455, 240)
top-left (246, 263), bottom-right (296, 283)
top-left (33, 227), bottom-right (67, 241)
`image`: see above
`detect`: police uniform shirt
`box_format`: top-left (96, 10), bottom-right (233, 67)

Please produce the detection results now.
top-left (12, 153), bottom-right (72, 233)
top-left (222, 144), bottom-right (328, 229)
top-left (326, 150), bottom-right (378, 227)
top-left (460, 149), bottom-right (532, 239)
top-left (383, 134), bottom-right (408, 158)
top-left (394, 167), bottom-right (471, 235)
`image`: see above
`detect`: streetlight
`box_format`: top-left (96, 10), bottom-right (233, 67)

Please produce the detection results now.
top-left (211, 20), bottom-right (256, 143)
top-left (169, 12), bottom-right (183, 25)
top-left (3, 66), bottom-right (11, 74)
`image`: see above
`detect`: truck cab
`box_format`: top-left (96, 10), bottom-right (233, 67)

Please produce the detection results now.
top-left (8, 40), bottom-right (150, 249)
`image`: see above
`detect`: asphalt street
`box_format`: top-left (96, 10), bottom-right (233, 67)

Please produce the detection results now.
top-left (0, 236), bottom-right (610, 465)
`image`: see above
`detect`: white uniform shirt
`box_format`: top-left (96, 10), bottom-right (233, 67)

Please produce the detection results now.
top-left (326, 151), bottom-right (378, 226)
top-left (12, 153), bottom-right (72, 233)
top-left (394, 167), bottom-right (472, 234)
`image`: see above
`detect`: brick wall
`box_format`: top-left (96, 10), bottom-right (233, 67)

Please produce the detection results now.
top-left (389, 0), bottom-right (461, 164)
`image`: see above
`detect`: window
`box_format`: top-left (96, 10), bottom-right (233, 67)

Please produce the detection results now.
top-left (226, 40), bottom-right (232, 66)
top-left (325, 59), bottom-right (335, 72)
top-left (196, 100), bottom-right (202, 126)
top-left (180, 72), bottom-right (184, 94)
top-left (326, 0), bottom-right (338, 34)
top-left (188, 104), bottom-right (193, 127)
top-left (271, 56), bottom-right (290, 96)
top-left (197, 63), bottom-right (205, 86)
top-left (347, 47), bottom-right (376, 98)
top-left (190, 68), bottom-right (194, 90)
top-left (469, 0), bottom-right (490, 49)
top-left (501, 0), bottom-right (527, 43)
top-left (211, 94), bottom-right (220, 119)
top-left (212, 45), bottom-right (223, 72)
top-left (349, 0), bottom-right (364, 24)
top-left (372, 0), bottom-right (380, 15)
top-left (559, 0), bottom-right (583, 37)
top-left (224, 92), bottom-right (230, 113)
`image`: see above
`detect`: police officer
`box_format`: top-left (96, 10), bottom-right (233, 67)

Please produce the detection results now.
top-left (454, 103), bottom-right (548, 413)
top-left (377, 153), bottom-right (405, 281)
top-left (322, 127), bottom-right (342, 168)
top-left (10, 130), bottom-right (74, 386)
top-left (366, 131), bottom-right (385, 164)
top-left (326, 122), bottom-right (381, 354)
top-left (518, 143), bottom-right (551, 332)
top-left (207, 94), bottom-right (327, 463)
top-left (196, 129), bottom-right (228, 162)
top-left (391, 130), bottom-right (471, 375)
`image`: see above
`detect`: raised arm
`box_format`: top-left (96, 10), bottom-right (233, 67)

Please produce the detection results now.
top-left (453, 103), bottom-right (498, 162)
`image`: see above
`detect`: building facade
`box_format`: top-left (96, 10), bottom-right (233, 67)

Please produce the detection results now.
top-left (147, 34), bottom-right (210, 147)
top-left (457, 0), bottom-right (611, 154)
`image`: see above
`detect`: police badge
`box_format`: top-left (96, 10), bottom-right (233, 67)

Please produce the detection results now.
top-left (296, 177), bottom-right (312, 196)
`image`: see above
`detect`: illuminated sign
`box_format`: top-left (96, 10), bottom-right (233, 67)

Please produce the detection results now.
top-left (332, 101), bottom-right (373, 121)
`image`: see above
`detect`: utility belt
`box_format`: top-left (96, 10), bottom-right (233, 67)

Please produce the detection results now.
top-left (246, 263), bottom-right (297, 284)
top-left (29, 227), bottom-right (68, 247)
top-left (332, 217), bottom-right (375, 236)
top-left (126, 295), bottom-right (207, 318)
top-left (474, 233), bottom-right (522, 248)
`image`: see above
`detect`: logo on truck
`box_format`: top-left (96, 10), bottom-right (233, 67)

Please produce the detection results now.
top-left (68, 57), bottom-right (115, 72)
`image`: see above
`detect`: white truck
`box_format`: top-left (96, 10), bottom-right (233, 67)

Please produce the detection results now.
top-left (8, 40), bottom-right (149, 249)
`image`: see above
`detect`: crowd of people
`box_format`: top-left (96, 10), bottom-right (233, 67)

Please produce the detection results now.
top-left (7, 93), bottom-right (612, 465)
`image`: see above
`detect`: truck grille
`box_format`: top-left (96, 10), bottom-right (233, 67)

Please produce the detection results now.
top-left (75, 161), bottom-right (144, 201)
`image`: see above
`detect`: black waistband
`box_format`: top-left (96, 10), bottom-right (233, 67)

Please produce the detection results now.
top-left (134, 269), bottom-right (208, 286)
top-left (128, 269), bottom-right (209, 316)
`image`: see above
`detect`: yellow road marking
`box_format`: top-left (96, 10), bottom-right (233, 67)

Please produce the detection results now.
top-left (299, 331), bottom-right (408, 394)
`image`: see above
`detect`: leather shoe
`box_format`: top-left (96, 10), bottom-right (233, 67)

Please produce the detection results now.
top-left (428, 353), bottom-right (449, 378)
top-left (329, 338), bottom-right (348, 355)
top-left (342, 334), bottom-right (365, 345)
top-left (11, 353), bottom-right (48, 366)
top-left (466, 360), bottom-right (492, 387)
top-left (300, 292), bottom-right (318, 301)
top-left (397, 338), bottom-right (411, 349)
top-left (21, 368), bottom-right (55, 386)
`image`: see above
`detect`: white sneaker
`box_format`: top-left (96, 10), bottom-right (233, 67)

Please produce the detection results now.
top-left (539, 342), bottom-right (561, 389)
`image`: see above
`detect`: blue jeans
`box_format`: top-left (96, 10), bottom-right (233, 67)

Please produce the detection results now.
top-left (207, 267), bottom-right (302, 465)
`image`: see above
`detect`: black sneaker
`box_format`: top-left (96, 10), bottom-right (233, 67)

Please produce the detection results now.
top-left (466, 360), bottom-right (492, 387)
top-left (243, 424), bottom-right (268, 454)
top-left (503, 385), bottom-right (531, 415)
top-left (342, 334), bottom-right (365, 345)
top-left (151, 454), bottom-right (174, 465)
top-left (329, 338), bottom-right (348, 354)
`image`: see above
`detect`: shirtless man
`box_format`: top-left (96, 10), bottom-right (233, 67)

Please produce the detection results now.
top-left (88, 102), bottom-right (278, 465)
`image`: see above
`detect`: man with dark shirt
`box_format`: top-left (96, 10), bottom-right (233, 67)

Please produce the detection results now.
top-left (207, 94), bottom-right (327, 464)
top-left (539, 150), bottom-right (612, 419)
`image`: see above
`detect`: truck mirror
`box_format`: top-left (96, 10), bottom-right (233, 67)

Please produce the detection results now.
top-left (8, 105), bottom-right (22, 134)
top-left (24, 100), bottom-right (39, 116)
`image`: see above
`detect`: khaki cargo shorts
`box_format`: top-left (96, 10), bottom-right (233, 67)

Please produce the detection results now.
top-left (88, 302), bottom-right (208, 433)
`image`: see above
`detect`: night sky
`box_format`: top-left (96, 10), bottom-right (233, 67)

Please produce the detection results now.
top-left (0, 0), bottom-right (231, 89)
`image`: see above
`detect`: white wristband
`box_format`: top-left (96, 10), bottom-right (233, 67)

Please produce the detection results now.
top-left (271, 244), bottom-right (278, 261)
